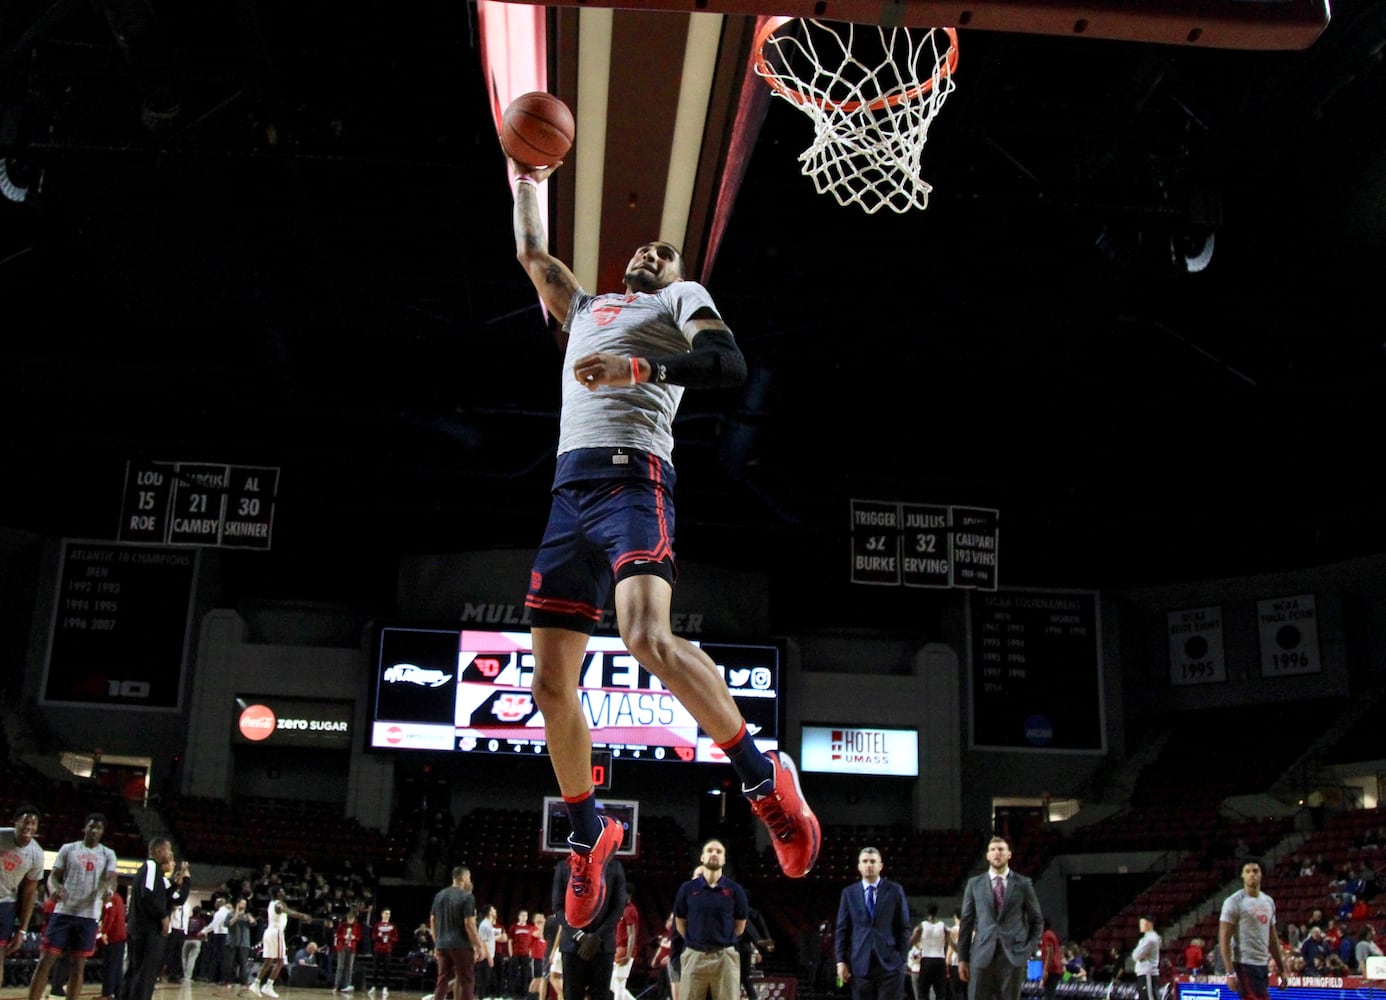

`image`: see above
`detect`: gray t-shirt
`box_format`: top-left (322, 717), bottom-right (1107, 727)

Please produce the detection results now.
top-left (1133, 930), bottom-right (1162, 975)
top-left (1219, 889), bottom-right (1276, 966)
top-left (557, 281), bottom-right (723, 463)
top-left (431, 886), bottom-right (476, 951)
top-left (0, 829), bottom-right (45, 903)
top-left (53, 840), bottom-right (118, 920)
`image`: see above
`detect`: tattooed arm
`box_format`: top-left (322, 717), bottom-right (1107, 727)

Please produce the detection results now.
top-left (511, 158), bottom-right (579, 326)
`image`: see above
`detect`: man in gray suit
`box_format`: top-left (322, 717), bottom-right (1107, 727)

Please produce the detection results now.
top-left (956, 837), bottom-right (1043, 1000)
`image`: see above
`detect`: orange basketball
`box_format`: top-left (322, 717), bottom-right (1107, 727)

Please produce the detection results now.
top-left (501, 92), bottom-right (575, 169)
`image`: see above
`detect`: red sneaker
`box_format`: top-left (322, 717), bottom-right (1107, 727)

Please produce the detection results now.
top-left (565, 815), bottom-right (621, 928)
top-left (746, 750), bottom-right (820, 878)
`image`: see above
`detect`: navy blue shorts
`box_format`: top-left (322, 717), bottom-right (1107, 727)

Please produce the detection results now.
top-left (1233, 963), bottom-right (1270, 1000)
top-left (0, 900), bottom-right (18, 945)
top-left (42, 912), bottom-right (98, 957)
top-left (527, 450), bottom-right (678, 632)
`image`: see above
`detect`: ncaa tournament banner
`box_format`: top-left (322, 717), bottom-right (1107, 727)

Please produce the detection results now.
top-left (1257, 593), bottom-right (1321, 677)
top-left (1167, 606), bottom-right (1226, 686)
top-left (42, 540), bottom-right (197, 711)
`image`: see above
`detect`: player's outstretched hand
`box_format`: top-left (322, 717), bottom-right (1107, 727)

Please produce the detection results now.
top-left (509, 157), bottom-right (563, 185)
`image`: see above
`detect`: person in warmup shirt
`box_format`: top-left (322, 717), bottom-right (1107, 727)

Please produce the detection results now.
top-left (1219, 859), bottom-right (1285, 1000)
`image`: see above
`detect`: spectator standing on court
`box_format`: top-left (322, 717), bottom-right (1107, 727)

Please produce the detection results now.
top-left (1219, 858), bottom-right (1285, 1000)
top-left (367, 906), bottom-right (399, 998)
top-left (430, 867), bottom-right (483, 1000)
top-left (511, 910), bottom-right (536, 997)
top-left (956, 837), bottom-right (1043, 1000)
top-left (1132, 916), bottom-right (1161, 1000)
top-left (165, 894), bottom-right (191, 983)
top-left (554, 852), bottom-right (627, 1000)
top-left (611, 896), bottom-right (641, 1000)
top-left (836, 847), bottom-right (911, 1000)
top-left (227, 898), bottom-right (257, 989)
top-left (1039, 921), bottom-right (1063, 1000)
top-left (0, 805), bottom-right (44, 959)
top-left (181, 904), bottom-right (206, 983)
top-left (121, 838), bottom-right (191, 1000)
top-left (913, 905), bottom-right (950, 1000)
top-left (203, 896), bottom-right (233, 985)
top-left (507, 153), bottom-right (820, 934)
top-left (30, 813), bottom-right (120, 1000)
top-left (478, 905), bottom-right (506, 1000)
top-left (97, 884), bottom-right (128, 1000)
top-left (946, 913), bottom-right (964, 1000)
top-left (674, 841), bottom-right (745, 1000)
top-left (333, 908), bottom-right (362, 994)
top-left (527, 913), bottom-right (549, 1000)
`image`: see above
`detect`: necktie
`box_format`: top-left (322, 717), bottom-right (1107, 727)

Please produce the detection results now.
top-left (866, 884), bottom-right (877, 918)
top-left (992, 875), bottom-right (1005, 913)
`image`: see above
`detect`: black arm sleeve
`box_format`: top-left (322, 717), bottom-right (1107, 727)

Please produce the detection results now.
top-left (647, 328), bottom-right (747, 389)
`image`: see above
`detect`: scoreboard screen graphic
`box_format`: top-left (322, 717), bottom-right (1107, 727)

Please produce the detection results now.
top-left (368, 626), bottom-right (781, 762)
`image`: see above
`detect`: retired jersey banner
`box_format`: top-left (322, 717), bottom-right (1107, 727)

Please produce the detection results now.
top-left (1167, 606), bottom-right (1226, 686)
top-left (1257, 593), bottom-right (1321, 677)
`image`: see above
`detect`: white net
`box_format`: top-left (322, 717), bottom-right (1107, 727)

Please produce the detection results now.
top-left (753, 18), bottom-right (958, 214)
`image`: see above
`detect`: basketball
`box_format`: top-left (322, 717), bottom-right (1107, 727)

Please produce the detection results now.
top-left (501, 92), bottom-right (575, 169)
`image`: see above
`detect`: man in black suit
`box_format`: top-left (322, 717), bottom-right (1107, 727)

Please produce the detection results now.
top-left (957, 837), bottom-right (1043, 1000)
top-left (122, 838), bottom-right (191, 1000)
top-left (835, 847), bottom-right (913, 1000)
top-left (552, 851), bottom-right (627, 1000)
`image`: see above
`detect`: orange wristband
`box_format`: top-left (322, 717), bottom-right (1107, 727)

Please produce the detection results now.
top-left (630, 357), bottom-right (641, 384)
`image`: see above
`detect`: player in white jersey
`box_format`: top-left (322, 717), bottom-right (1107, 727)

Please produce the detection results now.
top-left (250, 888), bottom-right (310, 998)
top-left (29, 813), bottom-right (119, 1000)
top-left (1219, 858), bottom-right (1284, 1000)
top-left (1, 805), bottom-right (45, 955)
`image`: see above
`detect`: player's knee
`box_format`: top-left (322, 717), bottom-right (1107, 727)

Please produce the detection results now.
top-left (530, 669), bottom-right (573, 714)
top-left (621, 623), bottom-right (677, 670)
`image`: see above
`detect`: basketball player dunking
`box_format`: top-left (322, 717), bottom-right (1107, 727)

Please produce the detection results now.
top-left (507, 154), bottom-right (821, 930)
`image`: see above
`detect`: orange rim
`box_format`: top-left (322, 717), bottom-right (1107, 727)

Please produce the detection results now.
top-left (752, 16), bottom-right (959, 114)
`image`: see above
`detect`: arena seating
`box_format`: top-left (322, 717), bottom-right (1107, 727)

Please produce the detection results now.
top-left (164, 793), bottom-right (411, 873)
top-left (0, 758), bottom-right (146, 858)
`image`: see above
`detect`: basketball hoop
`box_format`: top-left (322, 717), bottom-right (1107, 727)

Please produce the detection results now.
top-left (752, 17), bottom-right (959, 214)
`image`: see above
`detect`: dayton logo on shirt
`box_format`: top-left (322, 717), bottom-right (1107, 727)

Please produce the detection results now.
top-left (591, 295), bottom-right (636, 327)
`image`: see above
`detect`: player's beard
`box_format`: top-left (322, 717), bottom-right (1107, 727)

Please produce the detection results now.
top-left (624, 267), bottom-right (660, 292)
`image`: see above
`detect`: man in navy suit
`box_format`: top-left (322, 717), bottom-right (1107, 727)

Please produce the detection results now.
top-left (957, 837), bottom-right (1043, 1000)
top-left (836, 847), bottom-right (912, 1000)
